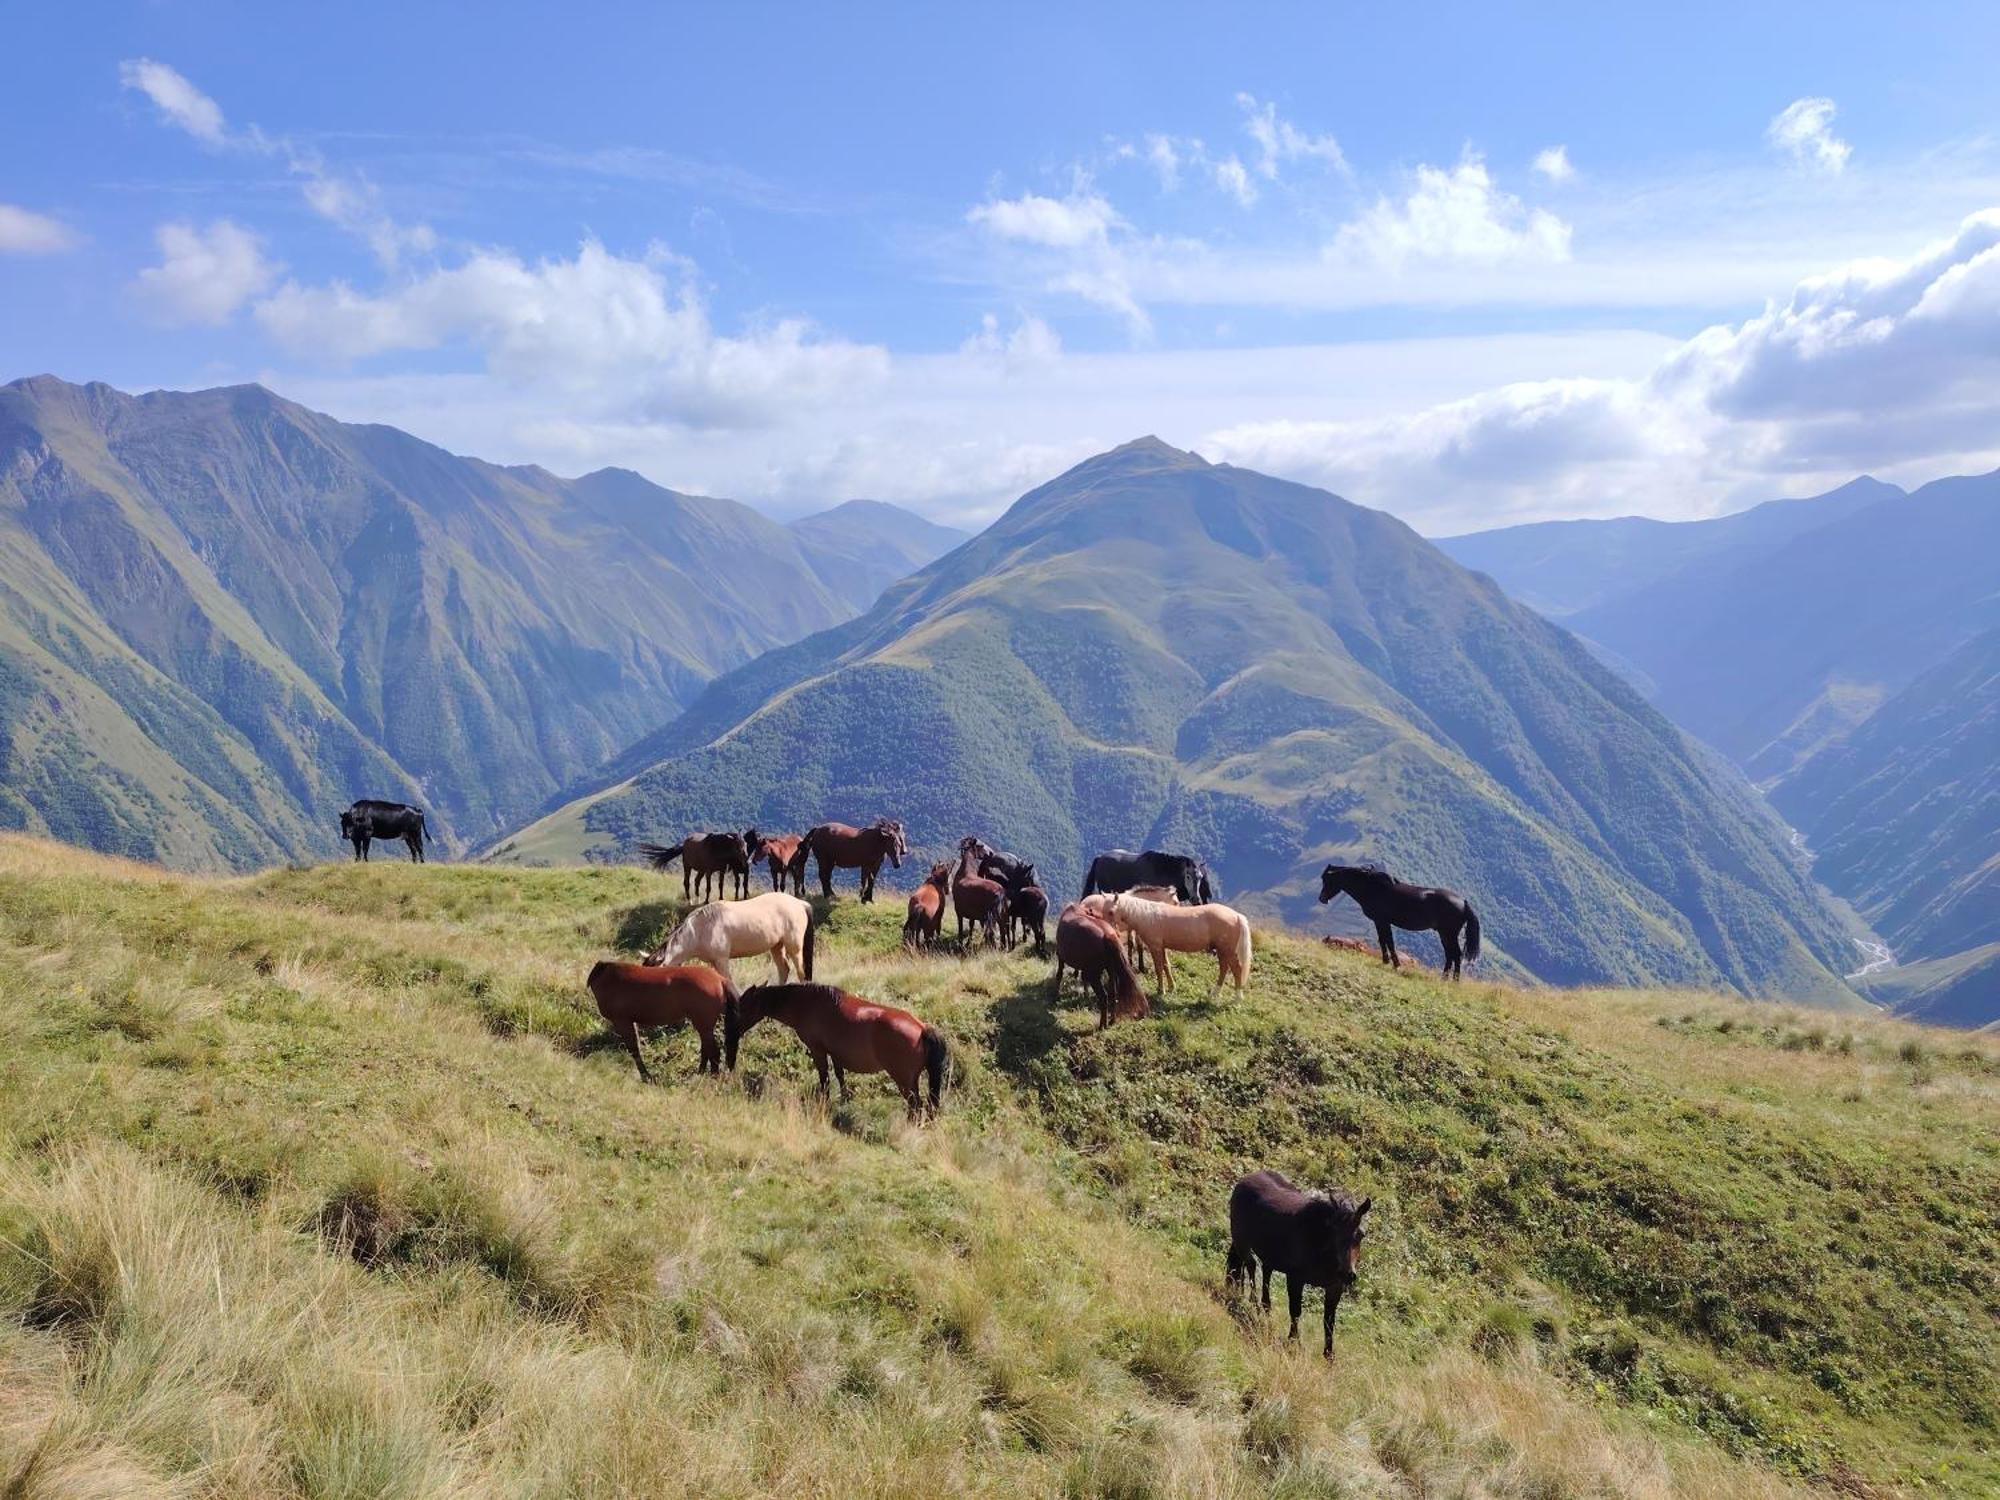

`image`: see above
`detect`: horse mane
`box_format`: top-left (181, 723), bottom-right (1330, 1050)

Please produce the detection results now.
top-left (745, 981), bottom-right (842, 1015)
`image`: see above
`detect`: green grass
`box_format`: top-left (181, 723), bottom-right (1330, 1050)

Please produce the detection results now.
top-left (1, 835), bottom-right (1993, 1498)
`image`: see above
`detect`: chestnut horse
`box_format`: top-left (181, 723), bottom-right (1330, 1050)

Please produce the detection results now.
top-left (725, 983), bottom-right (948, 1116)
top-left (903, 861), bottom-right (953, 949)
top-left (951, 843), bottom-right (1006, 947)
top-left (587, 961), bottom-right (735, 1080)
top-left (1054, 903), bottom-right (1148, 1029)
top-left (743, 829), bottom-right (808, 895)
top-left (803, 818), bottom-right (907, 902)
top-left (638, 831), bottom-right (751, 901)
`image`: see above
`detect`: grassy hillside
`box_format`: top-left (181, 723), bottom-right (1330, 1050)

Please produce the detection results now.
top-left (2, 836), bottom-right (1994, 1497)
top-left (506, 438), bottom-right (1861, 1003)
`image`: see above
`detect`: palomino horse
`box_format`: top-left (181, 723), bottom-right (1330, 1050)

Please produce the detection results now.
top-left (1054, 903), bottom-right (1148, 1029)
top-left (950, 843), bottom-right (1006, 946)
top-left (638, 832), bottom-right (751, 901)
top-left (1227, 1170), bottom-right (1370, 1360)
top-left (1318, 865), bottom-right (1481, 979)
top-left (645, 891), bottom-right (814, 984)
top-left (903, 861), bottom-right (953, 949)
top-left (1080, 849), bottom-right (1214, 906)
top-left (743, 830), bottom-right (808, 895)
top-left (802, 818), bottom-right (907, 902)
top-left (1101, 892), bottom-right (1253, 993)
top-left (587, 961), bottom-right (734, 1080)
top-left (725, 983), bottom-right (948, 1116)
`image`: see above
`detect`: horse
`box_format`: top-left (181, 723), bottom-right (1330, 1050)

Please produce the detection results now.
top-left (803, 818), bottom-right (907, 902)
top-left (638, 832), bottom-right (751, 901)
top-left (744, 830), bottom-right (807, 895)
top-left (587, 961), bottom-right (735, 1080)
top-left (1080, 848), bottom-right (1214, 906)
top-left (903, 861), bottom-right (953, 949)
top-left (1101, 892), bottom-right (1253, 994)
top-left (340, 800), bottom-right (429, 863)
top-left (961, 835), bottom-right (1033, 889)
top-left (1007, 880), bottom-right (1050, 958)
top-left (1078, 885), bottom-right (1178, 973)
top-left (725, 983), bottom-right (947, 1116)
top-left (1226, 1170), bottom-right (1371, 1359)
top-left (644, 891), bottom-right (814, 984)
top-left (950, 843), bottom-right (1006, 947)
top-left (1053, 903), bottom-right (1148, 1029)
top-left (1318, 865), bottom-right (1481, 979)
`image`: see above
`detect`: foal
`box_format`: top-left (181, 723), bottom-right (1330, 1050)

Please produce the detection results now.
top-left (904, 861), bottom-right (953, 949)
top-left (587, 961), bottom-right (735, 1080)
top-left (726, 983), bottom-right (948, 1116)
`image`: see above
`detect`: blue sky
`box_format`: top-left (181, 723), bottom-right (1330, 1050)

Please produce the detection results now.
top-left (6, 3), bottom-right (2000, 531)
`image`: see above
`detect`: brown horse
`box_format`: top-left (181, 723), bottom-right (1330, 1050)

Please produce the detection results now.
top-left (725, 983), bottom-right (948, 1115)
top-left (903, 861), bottom-right (953, 949)
top-left (1007, 880), bottom-right (1050, 958)
top-left (587, 961), bottom-right (736, 1080)
top-left (951, 843), bottom-right (1006, 947)
top-left (802, 818), bottom-right (907, 902)
top-left (638, 832), bottom-right (751, 901)
top-left (1226, 1170), bottom-right (1371, 1359)
top-left (744, 829), bottom-right (808, 895)
top-left (1053, 903), bottom-right (1148, 1029)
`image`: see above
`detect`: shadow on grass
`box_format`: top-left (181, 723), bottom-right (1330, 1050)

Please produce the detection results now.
top-left (611, 900), bottom-right (676, 954)
top-left (990, 977), bottom-right (1071, 1081)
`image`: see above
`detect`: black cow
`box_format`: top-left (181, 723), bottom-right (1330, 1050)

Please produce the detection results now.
top-left (1226, 1169), bottom-right (1370, 1358)
top-left (1079, 848), bottom-right (1214, 906)
top-left (340, 800), bottom-right (431, 863)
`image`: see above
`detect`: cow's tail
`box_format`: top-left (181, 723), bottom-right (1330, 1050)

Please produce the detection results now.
top-left (1233, 916), bottom-right (1253, 989)
top-left (1463, 904), bottom-right (1482, 963)
top-left (921, 1026), bottom-right (949, 1112)
top-left (803, 905), bottom-right (816, 982)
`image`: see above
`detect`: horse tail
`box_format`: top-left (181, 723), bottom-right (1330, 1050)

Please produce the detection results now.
top-left (722, 992), bottom-right (743, 1069)
top-left (1080, 858), bottom-right (1099, 899)
top-left (1233, 916), bottom-right (1253, 989)
top-left (637, 841), bottom-right (682, 871)
top-left (802, 905), bottom-right (816, 982)
top-left (921, 1026), bottom-right (948, 1111)
top-left (1463, 903), bottom-right (1481, 963)
top-left (586, 960), bottom-right (610, 1012)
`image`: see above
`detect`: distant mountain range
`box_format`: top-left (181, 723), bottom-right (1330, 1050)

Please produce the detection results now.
top-left (0, 376), bottom-right (959, 866)
top-left (502, 437), bottom-right (1863, 1002)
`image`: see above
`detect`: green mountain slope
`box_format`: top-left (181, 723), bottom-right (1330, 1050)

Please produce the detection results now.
top-left (1857, 942), bottom-right (2000, 1029)
top-left (3, 841), bottom-right (1993, 1495)
top-left (1436, 477), bottom-right (1901, 618)
top-left (0, 375), bottom-right (893, 866)
top-left (503, 438), bottom-right (1861, 1002)
top-left (787, 498), bottom-right (971, 612)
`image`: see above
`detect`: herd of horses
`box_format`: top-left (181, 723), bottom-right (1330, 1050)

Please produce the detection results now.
top-left (337, 798), bottom-right (1476, 1356)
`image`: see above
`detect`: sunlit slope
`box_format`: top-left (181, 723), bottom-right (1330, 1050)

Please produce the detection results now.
top-left (3, 840), bottom-right (1994, 1496)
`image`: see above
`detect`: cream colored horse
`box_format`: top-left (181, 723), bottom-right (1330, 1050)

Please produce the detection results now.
top-left (646, 891), bottom-right (814, 983)
top-left (1080, 886), bottom-right (1181, 975)
top-left (1103, 892), bottom-right (1252, 993)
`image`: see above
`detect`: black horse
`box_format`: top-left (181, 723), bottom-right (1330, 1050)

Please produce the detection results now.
top-left (340, 800), bottom-right (430, 863)
top-left (1318, 864), bottom-right (1481, 978)
top-left (961, 834), bottom-right (1033, 888)
top-left (1226, 1170), bottom-right (1370, 1359)
top-left (1080, 848), bottom-right (1214, 906)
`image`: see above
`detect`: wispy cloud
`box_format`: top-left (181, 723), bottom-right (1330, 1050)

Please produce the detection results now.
top-left (1768, 97), bottom-right (1852, 174)
top-left (0, 204), bottom-right (81, 255)
top-left (1235, 93), bottom-right (1347, 180)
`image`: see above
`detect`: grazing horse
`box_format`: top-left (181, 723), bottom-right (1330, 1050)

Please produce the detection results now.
top-left (1080, 848), bottom-right (1214, 907)
top-left (744, 830), bottom-right (808, 895)
top-left (638, 832), bottom-right (751, 901)
top-left (903, 861), bottom-right (953, 949)
top-left (340, 800), bottom-right (430, 863)
top-left (725, 983), bottom-right (948, 1116)
top-left (1318, 865), bottom-right (1481, 979)
top-left (587, 961), bottom-right (734, 1080)
top-left (1053, 903), bottom-right (1149, 1028)
top-left (1226, 1170), bottom-right (1371, 1359)
top-left (1101, 893), bottom-right (1253, 994)
top-left (803, 818), bottom-right (907, 902)
top-left (950, 843), bottom-right (1007, 947)
top-left (645, 891), bottom-right (814, 984)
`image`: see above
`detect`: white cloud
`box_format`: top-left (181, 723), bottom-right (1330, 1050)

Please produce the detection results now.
top-left (960, 312), bottom-right (1063, 370)
top-left (134, 220), bottom-right (278, 326)
top-left (1532, 145), bottom-right (1574, 182)
top-left (1144, 135), bottom-right (1182, 192)
top-left (967, 190), bottom-right (1119, 249)
top-left (1235, 94), bottom-right (1346, 180)
top-left (1768, 97), bottom-right (1851, 174)
top-left (0, 204), bottom-right (80, 255)
top-left (1333, 154), bottom-right (1573, 267)
top-left (119, 58), bottom-right (228, 145)
top-left (1214, 156), bottom-right (1258, 208)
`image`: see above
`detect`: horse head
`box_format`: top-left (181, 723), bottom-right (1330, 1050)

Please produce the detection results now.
top-left (724, 984), bottom-right (772, 1068)
top-left (928, 861), bottom-right (953, 891)
top-left (880, 819), bottom-right (908, 866)
top-left (1193, 862), bottom-right (1215, 905)
top-left (743, 828), bottom-right (765, 858)
top-left (1013, 862), bottom-right (1037, 891)
top-left (1318, 865), bottom-right (1348, 905)
top-left (1303, 1193), bottom-right (1371, 1293)
top-left (959, 834), bottom-right (988, 856)
top-left (339, 810), bottom-right (356, 839)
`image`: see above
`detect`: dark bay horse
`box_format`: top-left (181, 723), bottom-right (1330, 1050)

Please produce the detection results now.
top-left (639, 832), bottom-right (751, 901)
top-left (903, 861), bottom-right (952, 949)
top-left (1226, 1170), bottom-right (1371, 1358)
top-left (725, 983), bottom-right (947, 1115)
top-left (1007, 878), bottom-right (1049, 958)
top-left (1081, 848), bottom-right (1214, 906)
top-left (960, 836), bottom-right (1045, 952)
top-left (340, 800), bottom-right (430, 863)
top-left (587, 961), bottom-right (735, 1080)
top-left (803, 818), bottom-right (907, 902)
top-left (961, 834), bottom-right (1031, 888)
top-left (1054, 903), bottom-right (1148, 1029)
top-left (951, 843), bottom-right (1006, 947)
top-left (744, 829), bottom-right (808, 895)
top-left (1318, 865), bottom-right (1481, 979)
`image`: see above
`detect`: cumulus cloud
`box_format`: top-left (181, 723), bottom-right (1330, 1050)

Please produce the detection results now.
top-left (1768, 97), bottom-right (1851, 174)
top-left (968, 190), bottom-right (1119, 249)
top-left (134, 220), bottom-right (278, 325)
top-left (0, 204), bottom-right (80, 255)
top-left (1532, 145), bottom-right (1574, 182)
top-left (119, 58), bottom-right (228, 144)
top-left (1333, 154), bottom-right (1573, 267)
top-left (1235, 93), bottom-right (1347, 179)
